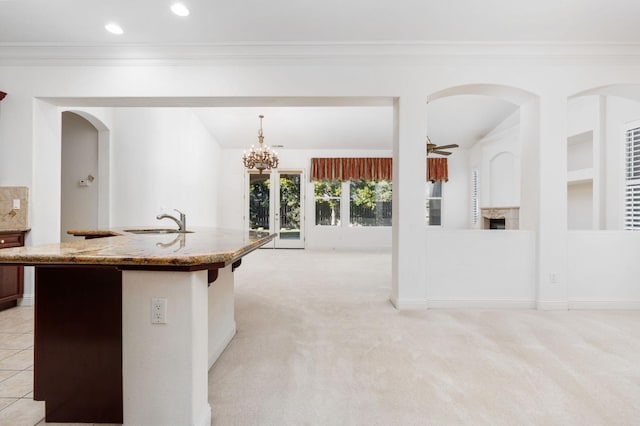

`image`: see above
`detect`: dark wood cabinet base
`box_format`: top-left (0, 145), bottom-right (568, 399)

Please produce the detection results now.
top-left (0, 300), bottom-right (17, 310)
top-left (0, 231), bottom-right (26, 311)
top-left (34, 266), bottom-right (123, 423)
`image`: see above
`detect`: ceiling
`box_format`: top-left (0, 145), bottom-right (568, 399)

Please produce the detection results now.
top-left (185, 97), bottom-right (517, 150)
top-left (1, 0), bottom-right (639, 44)
top-left (56, 95), bottom-right (517, 151)
top-left (4, 0), bottom-right (628, 152)
top-left (193, 106), bottom-right (393, 151)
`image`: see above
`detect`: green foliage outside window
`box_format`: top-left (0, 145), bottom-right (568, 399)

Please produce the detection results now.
top-left (279, 175), bottom-right (301, 230)
top-left (314, 180), bottom-right (341, 226)
top-left (350, 180), bottom-right (392, 226)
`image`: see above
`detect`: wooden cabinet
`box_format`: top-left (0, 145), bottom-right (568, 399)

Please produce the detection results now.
top-left (0, 231), bottom-right (25, 310)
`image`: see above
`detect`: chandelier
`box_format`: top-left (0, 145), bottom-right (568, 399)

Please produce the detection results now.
top-left (242, 114), bottom-right (279, 174)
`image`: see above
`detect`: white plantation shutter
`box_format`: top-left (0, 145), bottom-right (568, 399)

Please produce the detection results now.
top-left (626, 126), bottom-right (640, 230)
top-left (625, 186), bottom-right (640, 229)
top-left (472, 169), bottom-right (479, 225)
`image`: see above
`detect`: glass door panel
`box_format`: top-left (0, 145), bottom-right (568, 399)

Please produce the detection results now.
top-left (275, 173), bottom-right (303, 248)
top-left (246, 170), bottom-right (305, 249)
top-left (248, 173), bottom-right (271, 233)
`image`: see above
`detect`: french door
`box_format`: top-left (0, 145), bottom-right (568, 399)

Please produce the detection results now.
top-left (246, 170), bottom-right (305, 249)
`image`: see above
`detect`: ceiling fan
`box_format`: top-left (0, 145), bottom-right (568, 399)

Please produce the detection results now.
top-left (427, 137), bottom-right (459, 156)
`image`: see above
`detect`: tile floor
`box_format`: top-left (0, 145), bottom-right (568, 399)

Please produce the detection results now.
top-left (0, 305), bottom-right (43, 426)
top-left (0, 306), bottom-right (120, 426)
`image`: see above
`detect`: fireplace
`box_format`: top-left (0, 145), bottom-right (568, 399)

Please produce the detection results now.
top-left (481, 207), bottom-right (519, 230)
top-left (489, 218), bottom-right (505, 229)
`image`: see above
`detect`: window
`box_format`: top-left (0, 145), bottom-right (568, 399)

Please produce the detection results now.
top-left (314, 178), bottom-right (393, 227)
top-left (626, 125), bottom-right (640, 229)
top-left (349, 180), bottom-right (392, 226)
top-left (314, 180), bottom-right (341, 226)
top-left (426, 181), bottom-right (442, 226)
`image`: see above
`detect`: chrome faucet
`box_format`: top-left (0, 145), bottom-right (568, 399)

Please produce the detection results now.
top-left (156, 209), bottom-right (187, 232)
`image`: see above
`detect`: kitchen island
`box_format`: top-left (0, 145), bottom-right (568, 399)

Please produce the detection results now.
top-left (0, 227), bottom-right (275, 425)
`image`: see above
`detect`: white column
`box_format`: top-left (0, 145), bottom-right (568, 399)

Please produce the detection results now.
top-left (537, 93), bottom-right (569, 310)
top-left (390, 95), bottom-right (428, 309)
top-left (122, 270), bottom-right (211, 426)
top-left (519, 99), bottom-right (540, 231)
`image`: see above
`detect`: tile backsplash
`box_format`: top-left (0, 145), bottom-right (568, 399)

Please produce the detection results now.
top-left (0, 186), bottom-right (29, 230)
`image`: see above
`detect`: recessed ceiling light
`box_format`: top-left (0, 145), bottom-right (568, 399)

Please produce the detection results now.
top-left (171, 3), bottom-right (190, 17)
top-left (105, 23), bottom-right (124, 35)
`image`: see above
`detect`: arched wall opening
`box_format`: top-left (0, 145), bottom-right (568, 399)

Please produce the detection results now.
top-left (423, 84), bottom-right (540, 308)
top-left (567, 84), bottom-right (640, 231)
top-left (426, 83), bottom-right (538, 230)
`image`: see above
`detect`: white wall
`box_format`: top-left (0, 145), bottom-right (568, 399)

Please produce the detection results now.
top-left (469, 113), bottom-right (521, 211)
top-left (60, 112), bottom-right (99, 241)
top-left (567, 181), bottom-right (593, 230)
top-left (426, 230), bottom-right (537, 307)
top-left (567, 96), bottom-right (600, 137)
top-left (568, 231), bottom-right (640, 308)
top-left (567, 131), bottom-right (593, 171)
top-left (110, 108), bottom-right (221, 228)
top-left (489, 152), bottom-right (517, 206)
top-left (439, 149), bottom-right (470, 229)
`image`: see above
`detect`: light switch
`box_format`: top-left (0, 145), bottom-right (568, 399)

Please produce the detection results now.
top-left (12, 199), bottom-right (20, 210)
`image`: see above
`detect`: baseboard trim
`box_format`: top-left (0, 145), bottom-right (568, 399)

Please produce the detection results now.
top-left (389, 297), bottom-right (428, 310)
top-left (18, 294), bottom-right (34, 306)
top-left (428, 299), bottom-right (536, 309)
top-left (390, 298), bottom-right (538, 310)
top-left (389, 298), bottom-right (640, 310)
top-left (195, 403), bottom-right (212, 426)
top-left (537, 300), bottom-right (569, 310)
top-left (568, 300), bottom-right (640, 310)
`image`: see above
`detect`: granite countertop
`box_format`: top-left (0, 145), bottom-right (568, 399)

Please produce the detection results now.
top-left (0, 227), bottom-right (31, 233)
top-left (0, 227), bottom-right (275, 270)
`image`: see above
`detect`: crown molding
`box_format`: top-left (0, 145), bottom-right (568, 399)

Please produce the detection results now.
top-left (1, 41), bottom-right (640, 65)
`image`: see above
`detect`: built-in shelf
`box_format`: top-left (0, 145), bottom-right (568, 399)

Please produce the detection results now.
top-left (567, 167), bottom-right (594, 185)
top-left (567, 130), bottom-right (596, 230)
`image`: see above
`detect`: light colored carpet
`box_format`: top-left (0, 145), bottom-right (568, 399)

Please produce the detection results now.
top-left (208, 249), bottom-right (640, 425)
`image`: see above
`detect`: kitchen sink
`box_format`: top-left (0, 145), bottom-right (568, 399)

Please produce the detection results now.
top-left (124, 228), bottom-right (193, 234)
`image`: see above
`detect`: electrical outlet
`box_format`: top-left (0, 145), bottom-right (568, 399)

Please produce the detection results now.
top-left (12, 199), bottom-right (20, 210)
top-left (151, 297), bottom-right (167, 324)
top-left (550, 273), bottom-right (558, 284)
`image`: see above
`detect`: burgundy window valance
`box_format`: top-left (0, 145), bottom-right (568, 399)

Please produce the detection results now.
top-left (427, 158), bottom-right (448, 182)
top-left (310, 157), bottom-right (393, 182)
top-left (310, 157), bottom-right (448, 183)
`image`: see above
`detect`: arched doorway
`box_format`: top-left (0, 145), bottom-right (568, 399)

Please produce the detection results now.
top-left (60, 111), bottom-right (105, 241)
